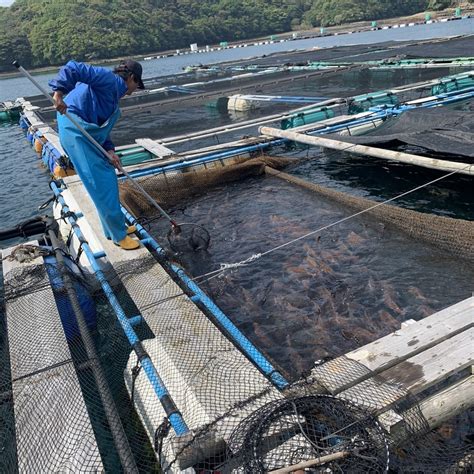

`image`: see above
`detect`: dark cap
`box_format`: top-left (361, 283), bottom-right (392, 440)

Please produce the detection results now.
top-left (120, 59), bottom-right (145, 89)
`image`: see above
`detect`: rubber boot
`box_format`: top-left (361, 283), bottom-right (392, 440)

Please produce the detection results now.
top-left (115, 235), bottom-right (140, 250)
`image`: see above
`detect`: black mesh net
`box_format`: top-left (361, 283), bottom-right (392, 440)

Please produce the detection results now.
top-left (329, 105), bottom-right (474, 160)
top-left (167, 223), bottom-right (211, 252)
top-left (225, 394), bottom-right (390, 473)
top-left (1, 231), bottom-right (472, 473)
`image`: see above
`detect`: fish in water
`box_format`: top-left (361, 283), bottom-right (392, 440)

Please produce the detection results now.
top-left (379, 280), bottom-right (403, 316)
top-left (258, 281), bottom-right (274, 307)
top-left (377, 309), bottom-right (401, 331)
top-left (346, 230), bottom-right (366, 248)
top-left (340, 324), bottom-right (374, 347)
top-left (252, 321), bottom-right (274, 349)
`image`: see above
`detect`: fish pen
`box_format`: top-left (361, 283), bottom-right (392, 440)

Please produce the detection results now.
top-left (2, 36), bottom-right (474, 473)
top-left (113, 105), bottom-right (473, 472)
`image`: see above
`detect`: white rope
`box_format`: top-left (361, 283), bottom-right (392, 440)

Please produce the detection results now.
top-left (193, 161), bottom-right (468, 284)
top-left (219, 253), bottom-right (262, 270)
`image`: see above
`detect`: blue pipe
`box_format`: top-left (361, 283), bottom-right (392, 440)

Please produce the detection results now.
top-left (51, 182), bottom-right (189, 436)
top-left (370, 89), bottom-right (474, 116)
top-left (125, 140), bottom-right (287, 180)
top-left (120, 206), bottom-right (289, 389)
top-left (172, 265), bottom-right (289, 389)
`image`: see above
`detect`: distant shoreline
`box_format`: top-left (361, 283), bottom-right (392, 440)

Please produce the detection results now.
top-left (1, 5), bottom-right (472, 80)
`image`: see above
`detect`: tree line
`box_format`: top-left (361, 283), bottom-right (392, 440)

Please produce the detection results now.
top-left (0, 0), bottom-right (460, 71)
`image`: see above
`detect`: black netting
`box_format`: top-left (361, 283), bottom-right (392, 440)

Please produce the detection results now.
top-left (223, 36), bottom-right (474, 67)
top-left (328, 105), bottom-right (474, 159)
top-left (119, 154), bottom-right (294, 217)
top-left (1, 243), bottom-right (472, 472)
top-left (226, 395), bottom-right (390, 473)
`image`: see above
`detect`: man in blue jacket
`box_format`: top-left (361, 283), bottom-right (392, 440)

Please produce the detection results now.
top-left (49, 59), bottom-right (145, 250)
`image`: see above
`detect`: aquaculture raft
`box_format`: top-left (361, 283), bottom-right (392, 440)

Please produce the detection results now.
top-left (3, 43), bottom-right (474, 471)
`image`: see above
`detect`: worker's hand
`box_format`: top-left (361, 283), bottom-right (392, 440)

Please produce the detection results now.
top-left (107, 150), bottom-right (123, 171)
top-left (53, 91), bottom-right (67, 114)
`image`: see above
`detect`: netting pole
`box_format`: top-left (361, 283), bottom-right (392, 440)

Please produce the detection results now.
top-left (48, 228), bottom-right (139, 473)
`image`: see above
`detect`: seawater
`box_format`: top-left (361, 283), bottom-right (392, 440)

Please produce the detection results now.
top-left (149, 172), bottom-right (474, 380)
top-left (0, 123), bottom-right (51, 229)
top-left (0, 17), bottom-right (473, 101)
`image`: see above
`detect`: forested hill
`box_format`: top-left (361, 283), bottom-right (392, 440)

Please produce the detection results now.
top-left (0, 0), bottom-right (458, 70)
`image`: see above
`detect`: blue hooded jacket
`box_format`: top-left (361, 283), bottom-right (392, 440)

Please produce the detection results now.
top-left (49, 61), bottom-right (127, 151)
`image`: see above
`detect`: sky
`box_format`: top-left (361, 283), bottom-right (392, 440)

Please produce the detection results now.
top-left (0, 0), bottom-right (14, 6)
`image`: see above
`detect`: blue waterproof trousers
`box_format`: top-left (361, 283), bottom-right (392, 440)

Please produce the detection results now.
top-left (57, 110), bottom-right (127, 242)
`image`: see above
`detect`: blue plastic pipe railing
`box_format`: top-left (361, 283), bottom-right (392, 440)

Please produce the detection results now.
top-left (120, 206), bottom-right (289, 389)
top-left (50, 181), bottom-right (189, 436)
top-left (123, 113), bottom-right (389, 180)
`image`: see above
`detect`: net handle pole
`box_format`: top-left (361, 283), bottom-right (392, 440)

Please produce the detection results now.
top-left (270, 451), bottom-right (349, 474)
top-left (13, 60), bottom-right (180, 230)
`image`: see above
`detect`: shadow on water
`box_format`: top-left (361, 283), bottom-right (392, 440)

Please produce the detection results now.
top-left (149, 174), bottom-right (474, 382)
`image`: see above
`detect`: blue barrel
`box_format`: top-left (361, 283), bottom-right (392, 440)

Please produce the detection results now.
top-left (281, 107), bottom-right (335, 129)
top-left (44, 255), bottom-right (97, 341)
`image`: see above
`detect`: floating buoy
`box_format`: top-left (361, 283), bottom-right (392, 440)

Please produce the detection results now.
top-left (53, 164), bottom-right (76, 178)
top-left (34, 138), bottom-right (43, 154)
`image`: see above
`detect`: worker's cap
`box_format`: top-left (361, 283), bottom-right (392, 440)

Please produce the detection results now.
top-left (120, 59), bottom-right (145, 89)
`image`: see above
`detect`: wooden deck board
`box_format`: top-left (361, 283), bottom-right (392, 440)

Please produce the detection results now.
top-left (135, 138), bottom-right (174, 159)
top-left (311, 297), bottom-right (474, 394)
top-left (340, 327), bottom-right (474, 410)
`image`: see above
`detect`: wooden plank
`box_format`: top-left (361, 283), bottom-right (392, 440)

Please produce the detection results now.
top-left (65, 180), bottom-right (144, 264)
top-left (348, 297), bottom-right (473, 371)
top-left (2, 242), bottom-right (103, 471)
top-left (135, 138), bottom-right (174, 159)
top-left (389, 374), bottom-right (474, 438)
top-left (340, 328), bottom-right (474, 410)
top-left (311, 297), bottom-right (474, 394)
top-left (419, 372), bottom-right (473, 428)
top-left (53, 186), bottom-right (106, 270)
top-left (381, 327), bottom-right (474, 394)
